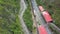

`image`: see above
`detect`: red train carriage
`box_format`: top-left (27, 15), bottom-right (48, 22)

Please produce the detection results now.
top-left (38, 25), bottom-right (48, 34)
top-left (39, 6), bottom-right (53, 23)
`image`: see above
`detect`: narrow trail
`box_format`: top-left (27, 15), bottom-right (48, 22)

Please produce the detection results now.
top-left (18, 0), bottom-right (30, 34)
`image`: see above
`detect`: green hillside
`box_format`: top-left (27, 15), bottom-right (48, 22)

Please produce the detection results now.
top-left (0, 0), bottom-right (24, 34)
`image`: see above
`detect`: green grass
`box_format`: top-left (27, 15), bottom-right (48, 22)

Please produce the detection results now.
top-left (23, 0), bottom-right (33, 32)
top-left (0, 0), bottom-right (24, 34)
top-left (52, 7), bottom-right (60, 28)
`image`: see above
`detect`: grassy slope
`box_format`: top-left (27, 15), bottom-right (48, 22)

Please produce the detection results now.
top-left (0, 0), bottom-right (24, 34)
top-left (51, 0), bottom-right (60, 28)
top-left (23, 0), bottom-right (33, 32)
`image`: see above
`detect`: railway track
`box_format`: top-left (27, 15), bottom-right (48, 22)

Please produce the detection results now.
top-left (30, 0), bottom-right (53, 34)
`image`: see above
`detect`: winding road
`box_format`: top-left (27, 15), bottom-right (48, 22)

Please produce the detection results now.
top-left (18, 0), bottom-right (30, 34)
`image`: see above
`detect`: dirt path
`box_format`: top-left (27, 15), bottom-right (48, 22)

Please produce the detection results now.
top-left (18, 0), bottom-right (30, 34)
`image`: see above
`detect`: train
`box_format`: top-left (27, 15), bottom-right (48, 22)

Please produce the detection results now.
top-left (39, 6), bottom-right (53, 23)
top-left (38, 25), bottom-right (48, 34)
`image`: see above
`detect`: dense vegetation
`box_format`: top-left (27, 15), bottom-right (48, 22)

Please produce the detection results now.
top-left (23, 0), bottom-right (33, 32)
top-left (0, 0), bottom-right (24, 34)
